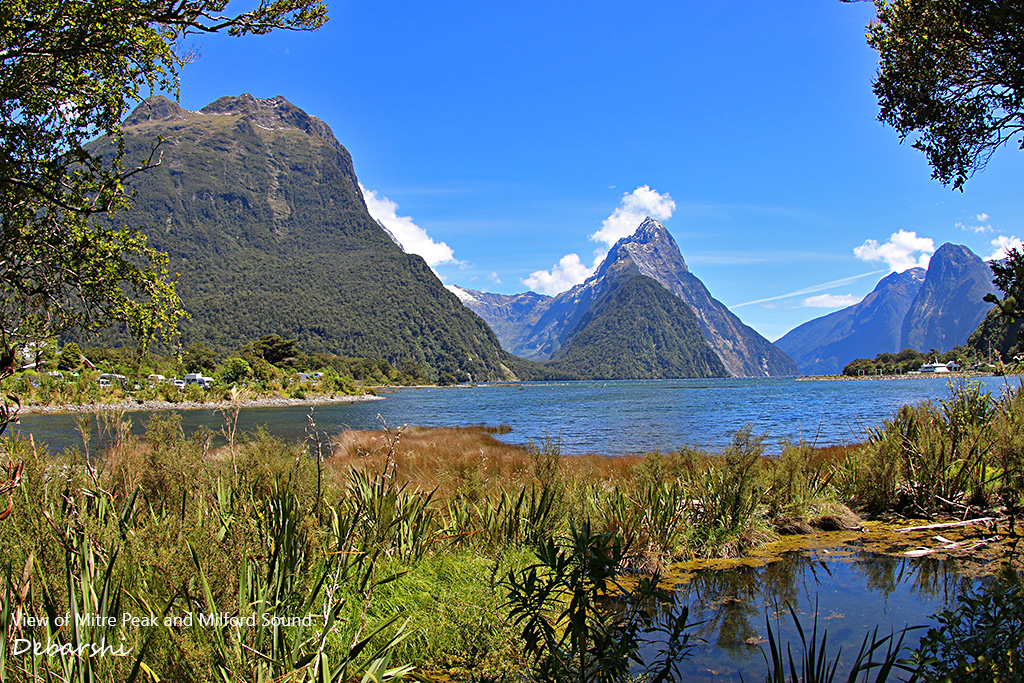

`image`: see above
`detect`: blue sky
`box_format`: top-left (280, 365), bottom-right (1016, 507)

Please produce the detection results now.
top-left (169, 0), bottom-right (1023, 341)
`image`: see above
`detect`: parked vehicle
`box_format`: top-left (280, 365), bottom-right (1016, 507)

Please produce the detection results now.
top-left (184, 373), bottom-right (215, 389)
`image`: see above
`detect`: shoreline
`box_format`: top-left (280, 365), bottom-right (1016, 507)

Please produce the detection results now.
top-left (796, 371), bottom-right (1007, 382)
top-left (17, 392), bottom-right (384, 416)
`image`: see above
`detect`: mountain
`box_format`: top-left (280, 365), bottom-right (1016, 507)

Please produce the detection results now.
top-left (99, 94), bottom-right (526, 381)
top-left (446, 287), bottom-right (555, 360)
top-left (966, 307), bottom-right (1024, 363)
top-left (774, 268), bottom-right (926, 375)
top-left (774, 242), bottom-right (997, 375)
top-left (900, 243), bottom-right (997, 353)
top-left (545, 274), bottom-right (728, 379)
top-left (456, 218), bottom-right (797, 377)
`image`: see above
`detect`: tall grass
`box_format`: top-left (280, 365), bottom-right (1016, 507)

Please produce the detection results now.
top-left (3, 380), bottom-right (1023, 681)
top-left (0, 420), bottom-right (426, 682)
top-left (762, 606), bottom-right (919, 683)
top-left (840, 380), bottom-right (1024, 518)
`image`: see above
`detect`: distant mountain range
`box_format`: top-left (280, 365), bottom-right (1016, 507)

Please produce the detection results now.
top-left (453, 218), bottom-right (798, 377)
top-left (95, 94), bottom-right (994, 381)
top-left (775, 243), bottom-right (997, 374)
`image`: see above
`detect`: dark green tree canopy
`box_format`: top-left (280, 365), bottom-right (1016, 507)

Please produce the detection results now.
top-left (0, 0), bottom-right (327, 378)
top-left (984, 246), bottom-right (1024, 319)
top-left (866, 0), bottom-right (1024, 189)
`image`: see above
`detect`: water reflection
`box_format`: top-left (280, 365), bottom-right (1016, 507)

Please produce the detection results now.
top-left (660, 549), bottom-right (975, 682)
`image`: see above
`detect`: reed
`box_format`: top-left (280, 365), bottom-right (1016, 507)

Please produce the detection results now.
top-left (762, 606), bottom-right (919, 683)
top-left (839, 380), bottom-right (1024, 518)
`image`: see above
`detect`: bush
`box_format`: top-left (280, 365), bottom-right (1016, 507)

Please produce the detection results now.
top-left (912, 577), bottom-right (1024, 682)
top-left (504, 521), bottom-right (694, 682)
top-left (220, 356), bottom-right (252, 384)
top-left (686, 426), bottom-right (768, 555)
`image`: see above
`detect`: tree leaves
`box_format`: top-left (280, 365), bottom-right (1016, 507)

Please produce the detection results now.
top-left (868, 0), bottom-right (1024, 189)
top-left (0, 0), bottom-right (327, 378)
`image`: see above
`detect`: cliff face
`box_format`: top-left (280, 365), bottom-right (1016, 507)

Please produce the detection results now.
top-left (775, 268), bottom-right (926, 375)
top-left (600, 219), bottom-right (796, 377)
top-left (545, 274), bottom-right (728, 379)
top-left (95, 95), bottom-right (523, 381)
top-left (900, 243), bottom-right (997, 353)
top-left (775, 242), bottom-right (998, 374)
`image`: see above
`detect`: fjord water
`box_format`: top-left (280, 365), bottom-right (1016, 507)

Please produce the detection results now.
top-left (13, 375), bottom-right (1017, 456)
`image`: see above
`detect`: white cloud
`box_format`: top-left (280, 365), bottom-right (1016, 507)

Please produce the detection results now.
top-left (360, 185), bottom-right (458, 267)
top-left (988, 235), bottom-right (1024, 261)
top-left (802, 293), bottom-right (860, 308)
top-left (523, 253), bottom-right (595, 296)
top-left (589, 185), bottom-right (676, 247)
top-left (853, 230), bottom-right (934, 272)
top-left (522, 185), bottom-right (676, 296)
top-left (956, 213), bottom-right (993, 234)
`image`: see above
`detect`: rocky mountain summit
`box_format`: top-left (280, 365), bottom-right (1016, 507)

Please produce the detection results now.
top-left (900, 243), bottom-right (997, 352)
top-left (457, 218), bottom-right (797, 377)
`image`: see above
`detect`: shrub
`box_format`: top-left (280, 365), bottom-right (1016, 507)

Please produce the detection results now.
top-left (912, 577), bottom-right (1024, 682)
top-left (504, 521), bottom-right (694, 682)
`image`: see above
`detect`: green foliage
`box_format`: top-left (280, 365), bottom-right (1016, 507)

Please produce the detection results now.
top-left (547, 275), bottom-right (728, 380)
top-left (687, 427), bottom-right (767, 554)
top-left (0, 426), bottom-right (427, 681)
top-left (597, 480), bottom-right (691, 570)
top-left (240, 334), bottom-right (299, 367)
top-left (503, 521), bottom-right (694, 683)
top-left (837, 380), bottom-right (1024, 516)
top-left (977, 247), bottom-right (1024, 362)
top-left (56, 342), bottom-right (82, 372)
top-left (0, 0), bottom-right (189, 374)
top-left (447, 483), bottom-right (563, 550)
top-left (182, 342), bottom-right (220, 373)
top-left (765, 443), bottom-right (837, 522)
top-left (843, 347), bottom-right (972, 376)
top-left (867, 0), bottom-right (1024, 189)
top-left (985, 247), bottom-right (1024, 321)
top-left (220, 357), bottom-right (252, 384)
top-left (912, 578), bottom-right (1024, 682)
top-left (343, 462), bottom-right (439, 565)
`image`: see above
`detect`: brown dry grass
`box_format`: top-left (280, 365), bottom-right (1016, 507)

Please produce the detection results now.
top-left (327, 425), bottom-right (644, 502)
top-left (326, 425), bottom-right (865, 504)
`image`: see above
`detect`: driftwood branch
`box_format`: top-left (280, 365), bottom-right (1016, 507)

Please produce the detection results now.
top-left (904, 536), bottom-right (1000, 557)
top-left (895, 517), bottom-right (997, 533)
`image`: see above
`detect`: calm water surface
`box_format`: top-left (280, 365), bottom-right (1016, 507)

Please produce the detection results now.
top-left (652, 547), bottom-right (978, 682)
top-left (13, 376), bottom-right (1019, 455)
